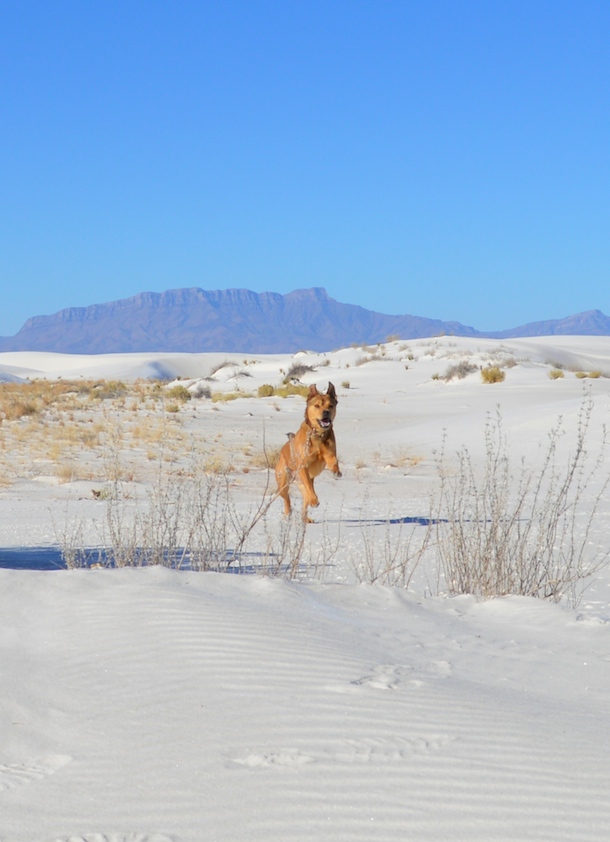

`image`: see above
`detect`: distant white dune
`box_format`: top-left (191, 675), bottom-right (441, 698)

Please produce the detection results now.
top-left (2, 334), bottom-right (610, 383)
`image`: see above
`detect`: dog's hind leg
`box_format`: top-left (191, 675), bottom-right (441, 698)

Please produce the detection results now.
top-left (275, 464), bottom-right (293, 517)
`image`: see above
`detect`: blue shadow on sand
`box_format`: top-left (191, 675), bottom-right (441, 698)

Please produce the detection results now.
top-left (0, 547), bottom-right (66, 570)
top-left (0, 547), bottom-right (277, 573)
top-left (343, 515), bottom-right (447, 527)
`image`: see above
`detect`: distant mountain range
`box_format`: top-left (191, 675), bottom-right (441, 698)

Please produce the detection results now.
top-left (1, 287), bottom-right (610, 354)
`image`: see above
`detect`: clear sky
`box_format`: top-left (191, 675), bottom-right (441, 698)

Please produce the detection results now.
top-left (1, 0), bottom-right (610, 337)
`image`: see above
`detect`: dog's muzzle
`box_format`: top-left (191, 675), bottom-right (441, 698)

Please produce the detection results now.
top-left (318, 416), bottom-right (332, 429)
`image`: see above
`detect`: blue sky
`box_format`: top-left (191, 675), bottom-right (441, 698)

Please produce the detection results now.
top-left (1, 0), bottom-right (610, 337)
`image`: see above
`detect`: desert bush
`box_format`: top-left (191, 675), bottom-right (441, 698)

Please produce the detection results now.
top-left (1, 399), bottom-right (39, 421)
top-left (433, 394), bottom-right (610, 604)
top-left (481, 366), bottom-right (505, 384)
top-left (258, 384), bottom-right (275, 398)
top-left (443, 361), bottom-right (478, 381)
top-left (165, 385), bottom-right (192, 403)
top-left (57, 429), bottom-right (347, 579)
top-left (283, 362), bottom-right (315, 382)
top-left (89, 380), bottom-right (127, 400)
top-left (352, 507), bottom-right (433, 588)
top-left (354, 354), bottom-right (382, 366)
top-left (271, 384), bottom-right (310, 399)
top-left (211, 391), bottom-right (253, 402)
top-left (247, 445), bottom-right (282, 469)
top-left (189, 382), bottom-right (212, 399)
top-left (549, 368), bottom-right (565, 380)
top-left (209, 360), bottom-right (235, 376)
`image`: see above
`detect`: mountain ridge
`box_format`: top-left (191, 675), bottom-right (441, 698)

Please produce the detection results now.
top-left (0, 287), bottom-right (608, 354)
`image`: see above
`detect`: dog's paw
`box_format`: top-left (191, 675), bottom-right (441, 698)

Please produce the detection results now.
top-left (335, 470), bottom-right (342, 478)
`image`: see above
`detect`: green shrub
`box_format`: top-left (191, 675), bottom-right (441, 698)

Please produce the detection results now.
top-left (257, 384), bottom-right (275, 398)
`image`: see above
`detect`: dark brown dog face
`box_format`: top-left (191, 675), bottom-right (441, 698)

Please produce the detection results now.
top-left (306, 383), bottom-right (338, 431)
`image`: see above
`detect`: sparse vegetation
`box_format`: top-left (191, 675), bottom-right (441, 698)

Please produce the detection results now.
top-left (432, 394), bottom-right (610, 605)
top-left (283, 362), bottom-right (315, 382)
top-left (165, 384), bottom-right (192, 403)
top-left (481, 366), bottom-right (505, 384)
top-left (442, 361), bottom-right (478, 381)
top-left (211, 391), bottom-right (253, 402)
top-left (549, 368), bottom-right (565, 380)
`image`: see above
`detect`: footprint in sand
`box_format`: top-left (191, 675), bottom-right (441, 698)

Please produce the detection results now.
top-left (230, 750), bottom-right (315, 769)
top-left (0, 832), bottom-right (173, 841)
top-left (327, 660), bottom-right (454, 694)
top-left (332, 735), bottom-right (452, 763)
top-left (351, 664), bottom-right (405, 691)
top-left (230, 735), bottom-right (451, 771)
top-left (0, 755), bottom-right (72, 793)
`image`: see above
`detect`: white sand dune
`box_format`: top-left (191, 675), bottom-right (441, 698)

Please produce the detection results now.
top-left (1, 336), bottom-right (610, 841)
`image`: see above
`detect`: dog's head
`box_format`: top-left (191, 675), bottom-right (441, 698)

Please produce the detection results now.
top-left (305, 382), bottom-right (338, 432)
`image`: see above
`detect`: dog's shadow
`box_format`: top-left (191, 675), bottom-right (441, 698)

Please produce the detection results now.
top-left (342, 515), bottom-right (447, 527)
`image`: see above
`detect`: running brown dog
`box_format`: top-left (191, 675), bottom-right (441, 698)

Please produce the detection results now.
top-left (275, 382), bottom-right (342, 522)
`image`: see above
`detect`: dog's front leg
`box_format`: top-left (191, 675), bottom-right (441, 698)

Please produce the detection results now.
top-left (324, 452), bottom-right (342, 478)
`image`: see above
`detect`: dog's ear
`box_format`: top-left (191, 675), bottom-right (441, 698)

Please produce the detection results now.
top-left (327, 382), bottom-right (337, 402)
top-left (307, 384), bottom-right (319, 400)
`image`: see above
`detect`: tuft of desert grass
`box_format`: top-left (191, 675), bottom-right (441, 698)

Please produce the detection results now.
top-left (481, 366), bottom-right (505, 384)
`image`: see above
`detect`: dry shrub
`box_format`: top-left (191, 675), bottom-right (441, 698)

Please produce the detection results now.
top-left (283, 362), bottom-right (315, 382)
top-left (165, 385), bottom-right (192, 403)
top-left (247, 445), bottom-right (282, 470)
top-left (433, 394), bottom-right (610, 605)
top-left (257, 383), bottom-right (310, 399)
top-left (354, 354), bottom-right (383, 366)
top-left (481, 366), bottom-right (505, 384)
top-left (1, 399), bottom-right (39, 421)
top-left (58, 457), bottom-right (316, 577)
top-left (211, 391), bottom-right (253, 402)
top-left (352, 510), bottom-right (433, 588)
top-left (443, 361), bottom-right (478, 381)
top-left (549, 369), bottom-right (565, 380)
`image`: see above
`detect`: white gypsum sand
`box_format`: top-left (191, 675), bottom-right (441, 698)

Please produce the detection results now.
top-left (0, 336), bottom-right (609, 841)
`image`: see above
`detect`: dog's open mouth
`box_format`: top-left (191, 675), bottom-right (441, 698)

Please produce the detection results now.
top-left (318, 418), bottom-right (332, 429)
